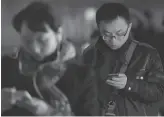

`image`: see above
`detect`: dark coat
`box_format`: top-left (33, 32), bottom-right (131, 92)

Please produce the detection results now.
top-left (83, 36), bottom-right (164, 116)
top-left (1, 42), bottom-right (99, 116)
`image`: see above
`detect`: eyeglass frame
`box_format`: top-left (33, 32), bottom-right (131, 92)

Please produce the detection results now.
top-left (101, 25), bottom-right (129, 41)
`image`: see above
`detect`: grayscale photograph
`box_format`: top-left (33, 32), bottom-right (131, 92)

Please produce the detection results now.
top-left (1, 0), bottom-right (164, 116)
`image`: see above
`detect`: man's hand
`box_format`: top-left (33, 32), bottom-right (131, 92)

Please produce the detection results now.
top-left (16, 97), bottom-right (73, 116)
top-left (16, 97), bottom-right (55, 116)
top-left (2, 88), bottom-right (31, 113)
top-left (106, 73), bottom-right (127, 89)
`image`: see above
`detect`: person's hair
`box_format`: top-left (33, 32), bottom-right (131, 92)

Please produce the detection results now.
top-left (96, 3), bottom-right (130, 25)
top-left (12, 1), bottom-right (60, 33)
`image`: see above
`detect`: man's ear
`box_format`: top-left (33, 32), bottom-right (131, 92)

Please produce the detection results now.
top-left (56, 27), bottom-right (63, 43)
top-left (126, 22), bottom-right (132, 35)
top-left (124, 22), bottom-right (132, 40)
top-left (57, 27), bottom-right (63, 34)
top-left (129, 23), bottom-right (132, 30)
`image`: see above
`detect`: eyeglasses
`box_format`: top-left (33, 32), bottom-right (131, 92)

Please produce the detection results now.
top-left (102, 26), bottom-right (129, 41)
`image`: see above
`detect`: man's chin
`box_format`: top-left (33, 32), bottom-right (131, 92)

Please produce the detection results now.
top-left (109, 45), bottom-right (120, 50)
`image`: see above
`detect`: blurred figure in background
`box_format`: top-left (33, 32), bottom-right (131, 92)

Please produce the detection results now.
top-left (2, 1), bottom-right (99, 116)
top-left (130, 8), bottom-right (149, 43)
top-left (64, 7), bottom-right (99, 64)
top-left (131, 8), bottom-right (164, 67)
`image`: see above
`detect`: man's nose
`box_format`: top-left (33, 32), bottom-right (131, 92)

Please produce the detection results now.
top-left (110, 33), bottom-right (116, 40)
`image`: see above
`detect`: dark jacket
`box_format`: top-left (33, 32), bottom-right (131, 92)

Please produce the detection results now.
top-left (83, 35), bottom-right (164, 116)
top-left (1, 41), bottom-right (99, 116)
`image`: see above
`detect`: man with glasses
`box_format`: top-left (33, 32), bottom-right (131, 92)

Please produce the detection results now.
top-left (83, 3), bottom-right (164, 116)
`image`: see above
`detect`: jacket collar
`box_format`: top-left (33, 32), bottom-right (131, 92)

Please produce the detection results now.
top-left (95, 33), bottom-right (134, 54)
top-left (95, 34), bottom-right (135, 63)
top-left (18, 40), bottom-right (76, 75)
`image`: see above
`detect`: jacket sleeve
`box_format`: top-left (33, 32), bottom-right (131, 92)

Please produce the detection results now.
top-left (124, 49), bottom-right (164, 103)
top-left (74, 66), bottom-right (100, 116)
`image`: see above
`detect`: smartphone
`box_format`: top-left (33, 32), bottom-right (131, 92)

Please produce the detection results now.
top-left (105, 74), bottom-right (119, 81)
top-left (108, 74), bottom-right (119, 77)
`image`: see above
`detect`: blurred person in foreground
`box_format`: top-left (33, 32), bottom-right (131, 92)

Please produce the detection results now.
top-left (83, 3), bottom-right (164, 116)
top-left (1, 1), bottom-right (99, 116)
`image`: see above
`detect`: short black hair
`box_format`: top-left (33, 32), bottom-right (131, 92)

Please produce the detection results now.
top-left (96, 3), bottom-right (130, 25)
top-left (12, 1), bottom-right (60, 32)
